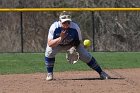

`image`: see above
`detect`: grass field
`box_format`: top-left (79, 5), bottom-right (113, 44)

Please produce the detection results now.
top-left (0, 52), bottom-right (140, 75)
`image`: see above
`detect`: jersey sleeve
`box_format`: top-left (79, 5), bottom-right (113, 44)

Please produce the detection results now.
top-left (48, 23), bottom-right (55, 40)
top-left (75, 24), bottom-right (82, 41)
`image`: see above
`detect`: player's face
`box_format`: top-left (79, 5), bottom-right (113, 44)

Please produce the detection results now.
top-left (61, 21), bottom-right (70, 30)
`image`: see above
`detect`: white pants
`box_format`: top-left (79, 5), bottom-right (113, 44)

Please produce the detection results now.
top-left (45, 44), bottom-right (92, 63)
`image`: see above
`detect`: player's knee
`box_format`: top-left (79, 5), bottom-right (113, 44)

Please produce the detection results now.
top-left (79, 54), bottom-right (92, 63)
top-left (45, 57), bottom-right (55, 67)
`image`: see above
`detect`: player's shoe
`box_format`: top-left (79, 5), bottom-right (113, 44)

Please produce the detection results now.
top-left (46, 73), bottom-right (53, 81)
top-left (100, 71), bottom-right (111, 80)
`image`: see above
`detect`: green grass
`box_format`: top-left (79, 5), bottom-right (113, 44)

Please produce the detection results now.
top-left (0, 52), bottom-right (140, 75)
top-left (93, 52), bottom-right (140, 69)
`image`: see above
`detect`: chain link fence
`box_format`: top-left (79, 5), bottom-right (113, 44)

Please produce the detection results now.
top-left (0, 0), bottom-right (140, 52)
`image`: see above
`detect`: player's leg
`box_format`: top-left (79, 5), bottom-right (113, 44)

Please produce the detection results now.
top-left (45, 57), bottom-right (55, 81)
top-left (76, 44), bottom-right (102, 74)
top-left (76, 44), bottom-right (110, 79)
top-left (45, 45), bottom-right (62, 80)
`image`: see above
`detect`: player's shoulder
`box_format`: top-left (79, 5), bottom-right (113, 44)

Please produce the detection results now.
top-left (70, 21), bottom-right (80, 29)
top-left (70, 21), bottom-right (78, 26)
top-left (49, 21), bottom-right (59, 32)
top-left (51, 21), bottom-right (60, 27)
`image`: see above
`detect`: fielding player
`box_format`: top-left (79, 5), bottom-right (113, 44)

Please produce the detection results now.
top-left (45, 11), bottom-right (110, 81)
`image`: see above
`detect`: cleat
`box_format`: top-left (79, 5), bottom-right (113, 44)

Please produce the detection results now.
top-left (46, 73), bottom-right (53, 81)
top-left (100, 71), bottom-right (111, 80)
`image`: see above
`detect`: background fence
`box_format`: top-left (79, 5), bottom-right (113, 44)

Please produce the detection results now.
top-left (0, 0), bottom-right (140, 52)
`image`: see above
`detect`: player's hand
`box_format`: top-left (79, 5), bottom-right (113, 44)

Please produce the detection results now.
top-left (60, 30), bottom-right (67, 39)
top-left (68, 46), bottom-right (76, 54)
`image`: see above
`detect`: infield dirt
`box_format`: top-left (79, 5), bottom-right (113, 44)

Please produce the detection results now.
top-left (0, 68), bottom-right (140, 93)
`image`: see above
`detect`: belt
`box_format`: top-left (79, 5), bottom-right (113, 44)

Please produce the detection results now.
top-left (59, 44), bottom-right (71, 46)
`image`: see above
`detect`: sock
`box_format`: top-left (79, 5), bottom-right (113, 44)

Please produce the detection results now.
top-left (87, 57), bottom-right (103, 74)
top-left (45, 57), bottom-right (55, 73)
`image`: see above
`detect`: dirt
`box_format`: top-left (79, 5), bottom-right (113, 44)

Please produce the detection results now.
top-left (0, 68), bottom-right (140, 93)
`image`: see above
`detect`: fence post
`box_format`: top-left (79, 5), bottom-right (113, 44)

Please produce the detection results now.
top-left (20, 11), bottom-right (24, 53)
top-left (91, 11), bottom-right (95, 52)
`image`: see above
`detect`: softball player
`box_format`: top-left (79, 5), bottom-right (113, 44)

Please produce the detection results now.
top-left (45, 11), bottom-right (110, 81)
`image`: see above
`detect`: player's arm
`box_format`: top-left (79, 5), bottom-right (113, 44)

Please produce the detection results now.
top-left (72, 23), bottom-right (82, 47)
top-left (47, 38), bottom-right (62, 47)
top-left (48, 30), bottom-right (67, 47)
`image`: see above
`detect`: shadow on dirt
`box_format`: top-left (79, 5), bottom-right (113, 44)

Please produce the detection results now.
top-left (61, 77), bottom-right (125, 80)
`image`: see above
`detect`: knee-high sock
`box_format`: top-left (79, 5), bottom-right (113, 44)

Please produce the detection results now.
top-left (45, 57), bottom-right (55, 73)
top-left (87, 57), bottom-right (103, 74)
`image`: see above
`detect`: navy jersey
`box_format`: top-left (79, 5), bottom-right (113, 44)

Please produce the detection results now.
top-left (48, 21), bottom-right (82, 46)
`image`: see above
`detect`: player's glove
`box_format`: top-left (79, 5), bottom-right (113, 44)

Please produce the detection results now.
top-left (66, 46), bottom-right (79, 64)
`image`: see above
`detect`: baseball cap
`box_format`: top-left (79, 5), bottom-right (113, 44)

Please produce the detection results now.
top-left (59, 11), bottom-right (72, 23)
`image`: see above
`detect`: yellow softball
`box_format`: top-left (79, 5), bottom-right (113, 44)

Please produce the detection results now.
top-left (83, 39), bottom-right (91, 47)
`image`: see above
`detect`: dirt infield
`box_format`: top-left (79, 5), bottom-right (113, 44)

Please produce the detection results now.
top-left (0, 68), bottom-right (140, 93)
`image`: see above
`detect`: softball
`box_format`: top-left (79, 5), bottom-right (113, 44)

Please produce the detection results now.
top-left (83, 39), bottom-right (91, 47)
